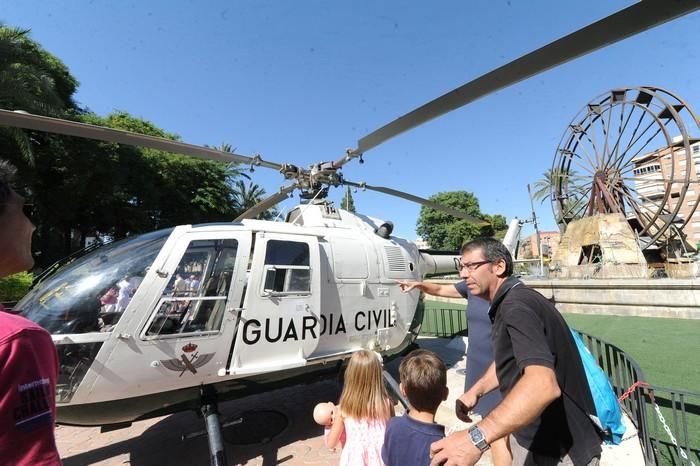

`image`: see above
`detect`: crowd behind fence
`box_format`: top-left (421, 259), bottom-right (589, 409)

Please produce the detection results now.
top-left (421, 307), bottom-right (700, 466)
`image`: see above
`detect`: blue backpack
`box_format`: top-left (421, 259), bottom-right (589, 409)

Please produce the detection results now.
top-left (569, 329), bottom-right (626, 445)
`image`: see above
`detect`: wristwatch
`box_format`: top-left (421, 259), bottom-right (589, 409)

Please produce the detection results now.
top-left (468, 425), bottom-right (490, 452)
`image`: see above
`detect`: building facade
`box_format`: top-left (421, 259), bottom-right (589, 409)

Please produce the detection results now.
top-left (518, 231), bottom-right (561, 259)
top-left (632, 139), bottom-right (700, 248)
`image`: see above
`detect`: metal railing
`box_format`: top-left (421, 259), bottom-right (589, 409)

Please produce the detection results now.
top-left (642, 385), bottom-right (700, 466)
top-left (567, 330), bottom-right (699, 466)
top-left (419, 306), bottom-right (466, 338)
top-left (419, 308), bottom-right (700, 466)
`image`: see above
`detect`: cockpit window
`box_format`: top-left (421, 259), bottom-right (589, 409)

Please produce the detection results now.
top-left (15, 229), bottom-right (172, 334)
top-left (145, 238), bottom-right (238, 337)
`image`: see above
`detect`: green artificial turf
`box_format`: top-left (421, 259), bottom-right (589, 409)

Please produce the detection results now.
top-left (422, 301), bottom-right (699, 392)
top-left (562, 313), bottom-right (700, 465)
top-left (562, 313), bottom-right (700, 392)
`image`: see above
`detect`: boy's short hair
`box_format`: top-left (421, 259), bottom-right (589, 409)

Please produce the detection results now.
top-left (399, 349), bottom-right (447, 412)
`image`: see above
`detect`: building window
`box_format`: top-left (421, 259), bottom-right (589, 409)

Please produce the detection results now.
top-left (633, 164), bottom-right (661, 176)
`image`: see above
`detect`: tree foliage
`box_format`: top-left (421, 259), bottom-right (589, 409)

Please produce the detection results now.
top-left (0, 26), bottom-right (249, 267)
top-left (0, 271), bottom-right (33, 302)
top-left (0, 26), bottom-right (76, 112)
top-left (340, 186), bottom-right (356, 213)
top-left (531, 168), bottom-right (584, 204)
top-left (232, 180), bottom-right (278, 220)
top-left (26, 111), bottom-right (241, 262)
top-left (532, 168), bottom-right (588, 221)
top-left (416, 191), bottom-right (509, 250)
top-left (0, 25), bottom-right (78, 164)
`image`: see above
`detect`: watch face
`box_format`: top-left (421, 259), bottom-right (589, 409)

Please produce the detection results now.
top-left (468, 426), bottom-right (489, 452)
top-left (469, 427), bottom-right (484, 443)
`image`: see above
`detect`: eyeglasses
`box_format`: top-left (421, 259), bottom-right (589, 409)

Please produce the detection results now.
top-left (454, 260), bottom-right (490, 272)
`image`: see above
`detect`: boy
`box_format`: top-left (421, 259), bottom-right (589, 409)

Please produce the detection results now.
top-left (382, 349), bottom-right (448, 466)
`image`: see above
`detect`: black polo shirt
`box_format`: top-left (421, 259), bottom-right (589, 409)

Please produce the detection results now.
top-left (488, 277), bottom-right (602, 465)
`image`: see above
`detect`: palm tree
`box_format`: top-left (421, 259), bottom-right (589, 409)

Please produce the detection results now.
top-left (532, 169), bottom-right (558, 204)
top-left (533, 168), bottom-right (591, 223)
top-left (210, 142), bottom-right (250, 182)
top-left (232, 180), bottom-right (278, 220)
top-left (0, 27), bottom-right (65, 111)
top-left (0, 26), bottom-right (75, 165)
top-left (532, 168), bottom-right (583, 204)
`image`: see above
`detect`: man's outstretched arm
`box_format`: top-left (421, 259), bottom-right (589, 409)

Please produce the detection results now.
top-left (396, 280), bottom-right (463, 298)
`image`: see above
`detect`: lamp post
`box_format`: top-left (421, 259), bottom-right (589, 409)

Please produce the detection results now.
top-left (527, 184), bottom-right (544, 277)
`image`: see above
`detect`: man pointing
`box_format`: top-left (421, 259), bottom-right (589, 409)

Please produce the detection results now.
top-left (430, 238), bottom-right (601, 466)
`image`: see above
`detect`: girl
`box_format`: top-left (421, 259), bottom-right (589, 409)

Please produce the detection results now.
top-left (327, 349), bottom-right (394, 466)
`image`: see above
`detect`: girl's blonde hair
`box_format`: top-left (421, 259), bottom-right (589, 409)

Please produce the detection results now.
top-left (338, 349), bottom-right (390, 421)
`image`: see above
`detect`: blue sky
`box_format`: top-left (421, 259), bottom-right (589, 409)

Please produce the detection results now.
top-left (3, 1), bottom-right (699, 240)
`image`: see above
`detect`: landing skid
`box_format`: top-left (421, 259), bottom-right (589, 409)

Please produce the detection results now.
top-left (383, 370), bottom-right (410, 411)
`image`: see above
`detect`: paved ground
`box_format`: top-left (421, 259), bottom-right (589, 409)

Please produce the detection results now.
top-left (56, 337), bottom-right (466, 466)
top-left (57, 375), bottom-right (348, 466)
top-left (55, 337), bottom-right (645, 465)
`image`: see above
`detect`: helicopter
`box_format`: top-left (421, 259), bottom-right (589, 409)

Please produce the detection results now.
top-left (1, 1), bottom-right (698, 463)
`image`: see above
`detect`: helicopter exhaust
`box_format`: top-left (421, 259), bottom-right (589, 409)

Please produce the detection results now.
top-left (419, 251), bottom-right (459, 276)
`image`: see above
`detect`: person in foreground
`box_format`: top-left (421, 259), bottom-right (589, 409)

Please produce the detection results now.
top-left (0, 161), bottom-right (62, 465)
top-left (397, 275), bottom-right (511, 465)
top-left (326, 349), bottom-right (394, 466)
top-left (382, 349), bottom-right (448, 466)
top-left (430, 237), bottom-right (602, 466)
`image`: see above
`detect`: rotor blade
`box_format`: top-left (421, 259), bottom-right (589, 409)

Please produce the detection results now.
top-left (344, 180), bottom-right (489, 226)
top-left (234, 183), bottom-right (298, 221)
top-left (0, 109), bottom-right (284, 170)
top-left (337, 0), bottom-right (700, 165)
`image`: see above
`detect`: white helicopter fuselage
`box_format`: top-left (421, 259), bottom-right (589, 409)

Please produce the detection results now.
top-left (17, 203), bottom-right (456, 426)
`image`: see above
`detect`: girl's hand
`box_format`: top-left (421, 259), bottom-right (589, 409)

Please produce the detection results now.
top-left (325, 409), bottom-right (345, 449)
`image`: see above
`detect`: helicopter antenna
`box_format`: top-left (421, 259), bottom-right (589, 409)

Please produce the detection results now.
top-left (527, 183), bottom-right (544, 277)
top-left (273, 205), bottom-right (288, 222)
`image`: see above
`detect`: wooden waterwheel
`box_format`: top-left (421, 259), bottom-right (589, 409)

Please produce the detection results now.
top-left (552, 87), bottom-right (700, 249)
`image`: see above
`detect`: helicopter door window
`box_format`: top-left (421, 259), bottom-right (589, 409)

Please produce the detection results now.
top-left (145, 238), bottom-right (238, 337)
top-left (261, 240), bottom-right (311, 295)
